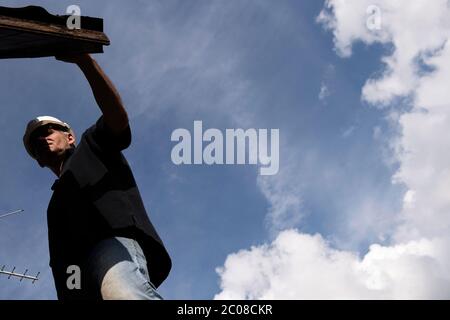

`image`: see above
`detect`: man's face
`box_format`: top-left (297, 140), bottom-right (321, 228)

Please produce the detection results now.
top-left (30, 124), bottom-right (75, 167)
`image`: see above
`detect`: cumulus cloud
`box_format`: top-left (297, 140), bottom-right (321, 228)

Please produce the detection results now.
top-left (215, 230), bottom-right (450, 299)
top-left (216, 0), bottom-right (450, 299)
top-left (318, 0), bottom-right (450, 105)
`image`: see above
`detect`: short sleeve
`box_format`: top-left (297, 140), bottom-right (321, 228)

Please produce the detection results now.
top-left (84, 116), bottom-right (132, 152)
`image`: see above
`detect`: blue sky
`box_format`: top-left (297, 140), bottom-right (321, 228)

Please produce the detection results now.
top-left (0, 0), bottom-right (413, 299)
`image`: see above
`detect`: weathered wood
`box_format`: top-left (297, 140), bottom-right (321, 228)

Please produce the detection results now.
top-left (0, 15), bottom-right (109, 44)
top-left (0, 6), bottom-right (110, 59)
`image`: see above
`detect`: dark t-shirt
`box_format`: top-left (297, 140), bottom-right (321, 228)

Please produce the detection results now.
top-left (47, 116), bottom-right (171, 299)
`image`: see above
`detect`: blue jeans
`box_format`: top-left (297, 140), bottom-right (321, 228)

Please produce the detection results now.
top-left (86, 237), bottom-right (163, 300)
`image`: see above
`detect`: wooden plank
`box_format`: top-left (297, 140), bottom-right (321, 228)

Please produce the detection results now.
top-left (0, 6), bottom-right (110, 59)
top-left (0, 5), bottom-right (104, 32)
top-left (0, 15), bottom-right (110, 44)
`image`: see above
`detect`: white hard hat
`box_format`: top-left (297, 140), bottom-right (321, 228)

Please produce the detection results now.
top-left (23, 116), bottom-right (75, 159)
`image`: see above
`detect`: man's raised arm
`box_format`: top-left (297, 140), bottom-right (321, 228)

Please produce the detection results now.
top-left (55, 54), bottom-right (129, 135)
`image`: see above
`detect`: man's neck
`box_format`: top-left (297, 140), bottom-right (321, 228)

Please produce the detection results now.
top-left (49, 148), bottom-right (73, 177)
top-left (50, 158), bottom-right (65, 177)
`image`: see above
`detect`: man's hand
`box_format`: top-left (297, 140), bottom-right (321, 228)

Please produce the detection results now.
top-left (55, 53), bottom-right (91, 66)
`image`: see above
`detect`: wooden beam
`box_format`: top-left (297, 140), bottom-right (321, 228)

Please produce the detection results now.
top-left (0, 14), bottom-right (110, 45)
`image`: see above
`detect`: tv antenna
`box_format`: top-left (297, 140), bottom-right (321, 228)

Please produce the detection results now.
top-left (0, 209), bottom-right (40, 283)
top-left (0, 209), bottom-right (23, 219)
top-left (0, 266), bottom-right (40, 283)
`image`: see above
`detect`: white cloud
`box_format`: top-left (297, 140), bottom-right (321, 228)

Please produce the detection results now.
top-left (318, 64), bottom-right (335, 102)
top-left (215, 230), bottom-right (450, 299)
top-left (257, 164), bottom-right (304, 234)
top-left (341, 125), bottom-right (355, 138)
top-left (319, 83), bottom-right (330, 101)
top-left (318, 0), bottom-right (450, 106)
top-left (216, 0), bottom-right (450, 299)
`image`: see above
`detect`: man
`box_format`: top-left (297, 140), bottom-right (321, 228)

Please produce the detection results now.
top-left (22, 54), bottom-right (171, 300)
